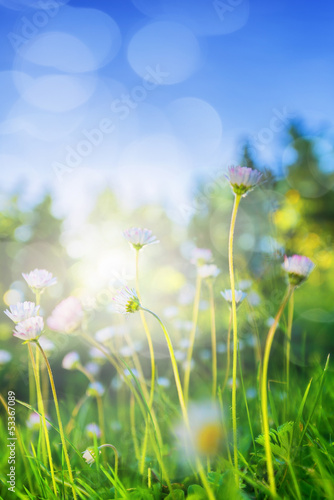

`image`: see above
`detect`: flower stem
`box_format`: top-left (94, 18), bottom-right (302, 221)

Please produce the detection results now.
top-left (141, 308), bottom-right (215, 500)
top-left (135, 249), bottom-right (156, 474)
top-left (142, 308), bottom-right (189, 426)
top-left (99, 444), bottom-right (119, 497)
top-left (28, 343), bottom-right (58, 496)
top-left (77, 364), bottom-right (106, 446)
top-left (184, 274), bottom-right (202, 405)
top-left (207, 281), bottom-right (217, 399)
top-left (261, 286), bottom-right (293, 496)
top-left (130, 394), bottom-right (140, 461)
top-left (36, 342), bottom-right (77, 500)
top-left (228, 193), bottom-right (241, 476)
top-left (222, 311), bottom-right (232, 393)
top-left (286, 289), bottom-right (294, 418)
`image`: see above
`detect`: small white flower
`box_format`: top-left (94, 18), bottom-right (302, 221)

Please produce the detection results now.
top-left (191, 248), bottom-right (212, 267)
top-left (4, 301), bottom-right (40, 323)
top-left (85, 423), bottom-right (101, 438)
top-left (87, 382), bottom-right (105, 397)
top-left (13, 316), bottom-right (44, 342)
top-left (89, 347), bottom-right (108, 361)
top-left (0, 350), bottom-right (12, 364)
top-left (282, 255), bottom-right (315, 286)
top-left (82, 448), bottom-right (97, 466)
top-left (112, 287), bottom-right (141, 314)
top-left (197, 264), bottom-right (220, 279)
top-left (123, 227), bottom-right (159, 251)
top-left (47, 297), bottom-right (83, 333)
top-left (95, 327), bottom-right (115, 342)
top-left (157, 377), bottom-right (170, 388)
top-left (221, 289), bottom-right (247, 306)
top-left (85, 362), bottom-right (100, 376)
top-left (22, 269), bottom-right (57, 291)
top-left (27, 412), bottom-right (51, 430)
top-left (62, 352), bottom-right (80, 370)
top-left (175, 403), bottom-right (224, 460)
top-left (226, 166), bottom-right (262, 197)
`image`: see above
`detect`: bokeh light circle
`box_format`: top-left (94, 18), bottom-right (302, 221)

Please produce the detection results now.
top-left (127, 21), bottom-right (201, 85)
top-left (18, 74), bottom-right (97, 113)
top-left (19, 32), bottom-right (96, 73)
top-left (131, 0), bottom-right (250, 36)
top-left (166, 97), bottom-right (223, 167)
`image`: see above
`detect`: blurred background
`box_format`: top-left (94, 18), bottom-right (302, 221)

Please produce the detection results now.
top-left (0, 0), bottom-right (334, 402)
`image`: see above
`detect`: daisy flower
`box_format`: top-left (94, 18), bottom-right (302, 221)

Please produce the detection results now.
top-left (13, 316), bottom-right (44, 341)
top-left (191, 248), bottom-right (213, 267)
top-left (123, 227), bottom-right (159, 251)
top-left (221, 289), bottom-right (247, 307)
top-left (0, 350), bottom-right (12, 364)
top-left (197, 264), bottom-right (220, 279)
top-left (82, 448), bottom-right (97, 466)
top-left (22, 269), bottom-right (57, 291)
top-left (112, 287), bottom-right (141, 314)
top-left (174, 403), bottom-right (224, 459)
top-left (85, 423), bottom-right (101, 438)
top-left (47, 297), bottom-right (83, 333)
top-left (226, 166), bottom-right (262, 197)
top-left (4, 301), bottom-right (40, 323)
top-left (62, 352), bottom-right (80, 370)
top-left (87, 382), bottom-right (105, 397)
top-left (282, 255), bottom-right (315, 286)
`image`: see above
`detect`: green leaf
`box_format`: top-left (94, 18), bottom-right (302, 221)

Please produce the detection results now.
top-left (256, 421), bottom-right (294, 460)
top-left (165, 489), bottom-right (185, 500)
top-left (187, 484), bottom-right (207, 499)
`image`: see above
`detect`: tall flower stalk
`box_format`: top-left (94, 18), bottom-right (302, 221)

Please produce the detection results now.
top-left (113, 287), bottom-right (215, 500)
top-left (184, 273), bottom-right (202, 404)
top-left (260, 286), bottom-right (292, 495)
top-left (123, 228), bottom-right (159, 474)
top-left (285, 289), bottom-right (294, 418)
top-left (36, 341), bottom-right (77, 499)
top-left (208, 281), bottom-right (217, 399)
top-left (228, 193), bottom-right (242, 474)
top-left (261, 254), bottom-right (314, 495)
top-left (135, 249), bottom-right (156, 474)
top-left (226, 166), bottom-right (262, 477)
top-left (198, 265), bottom-right (220, 400)
top-left (28, 343), bottom-right (58, 496)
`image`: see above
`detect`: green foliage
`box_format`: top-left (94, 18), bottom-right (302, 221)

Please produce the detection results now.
top-left (256, 421), bottom-right (294, 460)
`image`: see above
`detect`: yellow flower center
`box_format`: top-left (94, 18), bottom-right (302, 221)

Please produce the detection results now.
top-left (196, 422), bottom-right (223, 455)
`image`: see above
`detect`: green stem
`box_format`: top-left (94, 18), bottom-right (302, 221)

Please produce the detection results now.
top-left (130, 394), bottom-right (141, 461)
top-left (141, 308), bottom-right (215, 500)
top-left (135, 249), bottom-right (156, 474)
top-left (36, 342), bottom-right (77, 500)
top-left (83, 334), bottom-right (171, 488)
top-left (142, 308), bottom-right (189, 427)
top-left (222, 311), bottom-right (232, 393)
top-left (99, 444), bottom-right (119, 497)
top-left (77, 364), bottom-right (106, 447)
top-left (208, 281), bottom-right (217, 400)
top-left (261, 286), bottom-right (293, 497)
top-left (228, 193), bottom-right (241, 476)
top-left (184, 274), bottom-right (202, 405)
top-left (286, 290), bottom-right (294, 418)
top-left (28, 344), bottom-right (57, 496)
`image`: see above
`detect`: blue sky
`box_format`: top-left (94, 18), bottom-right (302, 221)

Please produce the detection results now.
top-left (0, 0), bottom-right (333, 219)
